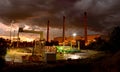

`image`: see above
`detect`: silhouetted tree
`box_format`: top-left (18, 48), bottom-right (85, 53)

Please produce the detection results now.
top-left (0, 38), bottom-right (8, 56)
top-left (0, 38), bottom-right (8, 69)
top-left (86, 26), bottom-right (120, 53)
top-left (45, 41), bottom-right (51, 46)
top-left (108, 26), bottom-right (120, 53)
top-left (0, 57), bottom-right (5, 70)
top-left (86, 37), bottom-right (107, 50)
top-left (45, 40), bottom-right (59, 46)
top-left (51, 40), bottom-right (59, 46)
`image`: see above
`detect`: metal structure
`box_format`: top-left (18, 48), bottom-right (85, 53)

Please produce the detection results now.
top-left (18, 27), bottom-right (45, 56)
top-left (17, 27), bottom-right (44, 47)
top-left (18, 27), bottom-right (44, 40)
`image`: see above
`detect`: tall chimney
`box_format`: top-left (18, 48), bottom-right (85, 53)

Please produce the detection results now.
top-left (47, 20), bottom-right (50, 42)
top-left (63, 16), bottom-right (65, 42)
top-left (84, 12), bottom-right (88, 43)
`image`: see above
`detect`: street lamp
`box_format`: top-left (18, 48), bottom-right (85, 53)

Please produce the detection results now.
top-left (72, 33), bottom-right (77, 43)
top-left (70, 33), bottom-right (77, 49)
top-left (72, 33), bottom-right (80, 51)
top-left (73, 33), bottom-right (77, 37)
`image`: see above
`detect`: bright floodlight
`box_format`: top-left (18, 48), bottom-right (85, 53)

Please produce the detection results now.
top-left (73, 33), bottom-right (77, 37)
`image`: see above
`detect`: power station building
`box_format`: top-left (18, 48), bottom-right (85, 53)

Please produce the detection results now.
top-left (54, 34), bottom-right (100, 45)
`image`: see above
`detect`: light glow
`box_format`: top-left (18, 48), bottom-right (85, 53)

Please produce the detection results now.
top-left (20, 37), bottom-right (34, 42)
top-left (68, 54), bottom-right (80, 59)
top-left (73, 33), bottom-right (77, 37)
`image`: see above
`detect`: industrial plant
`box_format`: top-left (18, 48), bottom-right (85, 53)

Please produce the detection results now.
top-left (0, 0), bottom-right (120, 72)
top-left (2, 12), bottom-right (102, 65)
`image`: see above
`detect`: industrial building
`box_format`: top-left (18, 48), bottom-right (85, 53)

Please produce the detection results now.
top-left (54, 34), bottom-right (100, 45)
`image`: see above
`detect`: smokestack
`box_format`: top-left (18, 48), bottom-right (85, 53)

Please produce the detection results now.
top-left (47, 20), bottom-right (50, 42)
top-left (63, 16), bottom-right (65, 42)
top-left (84, 12), bottom-right (88, 43)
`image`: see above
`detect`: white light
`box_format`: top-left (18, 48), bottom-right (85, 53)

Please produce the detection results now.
top-left (68, 54), bottom-right (80, 59)
top-left (73, 33), bottom-right (77, 37)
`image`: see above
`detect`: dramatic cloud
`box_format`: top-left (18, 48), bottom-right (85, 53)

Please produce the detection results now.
top-left (0, 0), bottom-right (120, 39)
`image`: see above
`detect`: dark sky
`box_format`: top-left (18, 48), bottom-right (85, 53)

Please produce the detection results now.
top-left (0, 0), bottom-right (120, 39)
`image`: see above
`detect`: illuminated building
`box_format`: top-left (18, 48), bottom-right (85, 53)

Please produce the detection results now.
top-left (54, 34), bottom-right (100, 45)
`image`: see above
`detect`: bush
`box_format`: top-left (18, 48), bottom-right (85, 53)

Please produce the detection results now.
top-left (0, 38), bottom-right (7, 70)
top-left (0, 57), bottom-right (5, 69)
top-left (0, 38), bottom-right (8, 56)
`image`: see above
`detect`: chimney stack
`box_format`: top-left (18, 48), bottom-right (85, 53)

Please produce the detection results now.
top-left (63, 16), bottom-right (65, 42)
top-left (84, 12), bottom-right (88, 43)
top-left (47, 20), bottom-right (50, 42)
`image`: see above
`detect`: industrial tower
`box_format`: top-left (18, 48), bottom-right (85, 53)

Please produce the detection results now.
top-left (84, 12), bottom-right (88, 43)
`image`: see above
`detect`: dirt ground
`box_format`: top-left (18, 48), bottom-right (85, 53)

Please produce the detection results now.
top-left (1, 50), bottom-right (120, 72)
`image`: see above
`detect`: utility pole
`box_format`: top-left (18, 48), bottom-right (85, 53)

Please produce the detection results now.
top-left (10, 20), bottom-right (14, 47)
top-left (17, 28), bottom-right (20, 48)
top-left (10, 22), bottom-right (12, 42)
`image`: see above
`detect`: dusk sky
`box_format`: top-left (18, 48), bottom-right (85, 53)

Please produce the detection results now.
top-left (0, 0), bottom-right (120, 41)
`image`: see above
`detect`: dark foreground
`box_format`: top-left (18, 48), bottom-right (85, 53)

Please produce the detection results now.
top-left (1, 51), bottom-right (120, 72)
